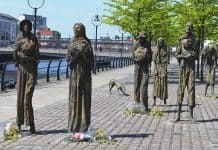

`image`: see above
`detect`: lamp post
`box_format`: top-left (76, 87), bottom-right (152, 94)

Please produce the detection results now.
top-left (91, 14), bottom-right (102, 73)
top-left (27, 0), bottom-right (45, 35)
top-left (119, 29), bottom-right (125, 58)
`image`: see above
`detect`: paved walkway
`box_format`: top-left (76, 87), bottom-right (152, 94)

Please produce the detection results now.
top-left (0, 59), bottom-right (218, 150)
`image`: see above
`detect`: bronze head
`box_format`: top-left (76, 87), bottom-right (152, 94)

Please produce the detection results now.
top-left (19, 19), bottom-right (32, 32)
top-left (73, 23), bottom-right (87, 38)
top-left (157, 38), bottom-right (164, 48)
top-left (137, 31), bottom-right (147, 47)
top-left (185, 22), bottom-right (193, 33)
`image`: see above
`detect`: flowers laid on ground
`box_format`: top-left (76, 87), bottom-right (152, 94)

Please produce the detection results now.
top-left (204, 95), bottom-right (218, 100)
top-left (123, 102), bottom-right (146, 116)
top-left (66, 130), bottom-right (94, 142)
top-left (96, 128), bottom-right (119, 145)
top-left (149, 107), bottom-right (164, 116)
top-left (74, 132), bottom-right (92, 141)
top-left (65, 128), bottom-right (119, 145)
top-left (3, 122), bottom-right (22, 140)
top-left (123, 107), bottom-right (145, 116)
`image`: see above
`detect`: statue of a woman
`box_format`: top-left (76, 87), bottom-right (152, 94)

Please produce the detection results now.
top-left (67, 23), bottom-right (94, 133)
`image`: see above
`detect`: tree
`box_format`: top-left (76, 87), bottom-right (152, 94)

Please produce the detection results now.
top-left (172, 0), bottom-right (218, 80)
top-left (104, 0), bottom-right (174, 47)
top-left (103, 0), bottom-right (218, 48)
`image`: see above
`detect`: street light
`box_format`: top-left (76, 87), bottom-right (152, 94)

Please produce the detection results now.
top-left (27, 0), bottom-right (45, 35)
top-left (91, 14), bottom-right (102, 73)
top-left (119, 29), bottom-right (125, 58)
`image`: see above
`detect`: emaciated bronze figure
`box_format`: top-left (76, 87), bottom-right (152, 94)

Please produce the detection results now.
top-left (133, 31), bottom-right (151, 112)
top-left (152, 38), bottom-right (168, 105)
top-left (201, 42), bottom-right (217, 96)
top-left (67, 23), bottom-right (94, 133)
top-left (175, 22), bottom-right (198, 122)
top-left (13, 19), bottom-right (40, 133)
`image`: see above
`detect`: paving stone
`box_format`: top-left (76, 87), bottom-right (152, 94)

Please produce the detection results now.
top-left (0, 62), bottom-right (218, 149)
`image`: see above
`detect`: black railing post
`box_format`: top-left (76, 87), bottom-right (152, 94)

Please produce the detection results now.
top-left (1, 63), bottom-right (7, 91)
top-left (66, 63), bottom-right (69, 78)
top-left (114, 57), bottom-right (116, 68)
top-left (109, 57), bottom-right (112, 69)
top-left (200, 56), bottom-right (204, 82)
top-left (46, 60), bottom-right (52, 82)
top-left (36, 61), bottom-right (39, 84)
top-left (57, 59), bottom-right (62, 80)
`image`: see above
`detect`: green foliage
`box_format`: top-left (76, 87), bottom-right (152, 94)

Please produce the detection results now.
top-left (123, 107), bottom-right (145, 116)
top-left (96, 128), bottom-right (119, 145)
top-left (3, 123), bottom-right (21, 140)
top-left (204, 95), bottom-right (218, 100)
top-left (103, 0), bottom-right (218, 47)
top-left (172, 0), bottom-right (218, 44)
top-left (149, 107), bottom-right (164, 116)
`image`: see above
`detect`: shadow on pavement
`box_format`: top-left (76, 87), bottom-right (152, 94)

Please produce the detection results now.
top-left (37, 129), bottom-right (68, 135)
top-left (111, 133), bottom-right (153, 138)
top-left (196, 118), bottom-right (218, 123)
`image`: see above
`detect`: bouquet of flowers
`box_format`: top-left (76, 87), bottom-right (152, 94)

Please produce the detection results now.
top-left (3, 123), bottom-right (22, 140)
top-left (95, 128), bottom-right (118, 145)
top-left (149, 107), bottom-right (164, 116)
top-left (72, 132), bottom-right (92, 141)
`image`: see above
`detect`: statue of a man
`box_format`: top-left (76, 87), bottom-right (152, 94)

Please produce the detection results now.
top-left (152, 38), bottom-right (168, 105)
top-left (13, 19), bottom-right (40, 133)
top-left (133, 31), bottom-right (152, 112)
top-left (67, 23), bottom-right (94, 133)
top-left (175, 22), bottom-right (198, 122)
top-left (201, 42), bottom-right (217, 96)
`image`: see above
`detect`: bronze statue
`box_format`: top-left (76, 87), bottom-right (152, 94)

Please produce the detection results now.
top-left (175, 22), bottom-right (198, 122)
top-left (109, 79), bottom-right (130, 96)
top-left (133, 31), bottom-right (151, 112)
top-left (201, 42), bottom-right (217, 96)
top-left (13, 19), bottom-right (39, 133)
top-left (152, 38), bottom-right (168, 105)
top-left (67, 23), bottom-right (94, 133)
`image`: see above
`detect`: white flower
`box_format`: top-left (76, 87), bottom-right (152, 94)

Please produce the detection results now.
top-left (3, 122), bottom-right (21, 140)
top-left (4, 123), bottom-right (12, 133)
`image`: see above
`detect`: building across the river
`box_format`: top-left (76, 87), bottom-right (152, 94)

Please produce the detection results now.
top-left (0, 13), bottom-right (18, 46)
top-left (18, 14), bottom-right (47, 31)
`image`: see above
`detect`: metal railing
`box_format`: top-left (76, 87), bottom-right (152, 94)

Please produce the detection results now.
top-left (0, 56), bottom-right (134, 91)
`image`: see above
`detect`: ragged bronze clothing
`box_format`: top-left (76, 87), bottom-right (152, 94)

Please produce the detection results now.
top-left (201, 44), bottom-right (217, 85)
top-left (152, 47), bottom-right (168, 100)
top-left (16, 67), bottom-right (36, 126)
top-left (14, 32), bottom-right (39, 128)
top-left (175, 31), bottom-right (197, 107)
top-left (177, 64), bottom-right (195, 107)
top-left (134, 63), bottom-right (149, 109)
top-left (133, 33), bottom-right (151, 110)
top-left (67, 23), bottom-right (94, 133)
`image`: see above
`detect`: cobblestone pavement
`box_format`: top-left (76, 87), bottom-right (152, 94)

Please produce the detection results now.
top-left (0, 60), bottom-right (218, 150)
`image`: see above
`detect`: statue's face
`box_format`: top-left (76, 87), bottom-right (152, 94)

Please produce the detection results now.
top-left (158, 39), bottom-right (164, 47)
top-left (74, 24), bottom-right (82, 37)
top-left (185, 23), bottom-right (193, 33)
top-left (22, 23), bottom-right (31, 32)
top-left (139, 37), bottom-right (146, 45)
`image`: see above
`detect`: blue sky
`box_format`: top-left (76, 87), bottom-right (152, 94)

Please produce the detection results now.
top-left (0, 0), bottom-right (121, 39)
